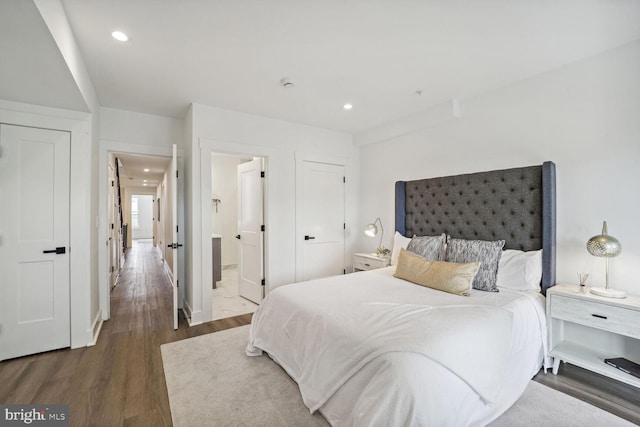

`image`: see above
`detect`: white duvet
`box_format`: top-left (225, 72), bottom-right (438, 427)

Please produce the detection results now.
top-left (247, 267), bottom-right (548, 426)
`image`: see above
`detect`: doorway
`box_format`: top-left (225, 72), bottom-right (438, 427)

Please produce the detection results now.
top-left (104, 151), bottom-right (183, 328)
top-left (131, 194), bottom-right (154, 241)
top-left (210, 153), bottom-right (264, 320)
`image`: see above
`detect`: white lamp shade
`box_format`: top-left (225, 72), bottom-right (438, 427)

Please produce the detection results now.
top-left (364, 223), bottom-right (378, 237)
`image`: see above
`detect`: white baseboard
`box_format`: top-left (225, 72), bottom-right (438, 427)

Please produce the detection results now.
top-left (182, 299), bottom-right (193, 322)
top-left (164, 260), bottom-right (175, 284)
top-left (88, 310), bottom-right (104, 346)
top-left (182, 300), bottom-right (202, 326)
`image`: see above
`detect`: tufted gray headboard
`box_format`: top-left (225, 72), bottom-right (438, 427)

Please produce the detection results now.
top-left (395, 162), bottom-right (556, 294)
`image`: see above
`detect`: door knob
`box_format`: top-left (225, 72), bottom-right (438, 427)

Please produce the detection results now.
top-left (43, 247), bottom-right (66, 254)
top-left (304, 235), bottom-right (316, 241)
top-left (235, 234), bottom-right (241, 240)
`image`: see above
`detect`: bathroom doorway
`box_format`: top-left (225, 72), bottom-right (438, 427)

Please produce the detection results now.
top-left (210, 153), bottom-right (264, 320)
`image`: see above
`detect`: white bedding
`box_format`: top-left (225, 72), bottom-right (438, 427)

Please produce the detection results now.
top-left (247, 267), bottom-right (548, 426)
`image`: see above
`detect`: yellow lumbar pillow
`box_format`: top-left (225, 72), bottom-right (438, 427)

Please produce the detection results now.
top-left (394, 249), bottom-right (480, 296)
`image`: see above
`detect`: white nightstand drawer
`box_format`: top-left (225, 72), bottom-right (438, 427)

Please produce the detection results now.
top-left (353, 253), bottom-right (390, 272)
top-left (552, 295), bottom-right (640, 339)
top-left (354, 257), bottom-right (385, 270)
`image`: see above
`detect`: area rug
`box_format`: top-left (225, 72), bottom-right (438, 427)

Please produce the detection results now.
top-left (161, 325), bottom-right (635, 426)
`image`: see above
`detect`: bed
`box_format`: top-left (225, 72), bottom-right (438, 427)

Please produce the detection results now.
top-left (247, 162), bottom-right (557, 426)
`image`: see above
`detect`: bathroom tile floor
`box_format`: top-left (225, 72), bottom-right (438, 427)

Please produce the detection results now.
top-left (212, 266), bottom-right (259, 321)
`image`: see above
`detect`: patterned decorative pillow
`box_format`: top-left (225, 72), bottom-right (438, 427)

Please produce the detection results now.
top-left (445, 238), bottom-right (505, 292)
top-left (406, 233), bottom-right (446, 261)
top-left (394, 249), bottom-right (480, 296)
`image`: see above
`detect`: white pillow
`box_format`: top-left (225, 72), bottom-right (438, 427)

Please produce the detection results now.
top-left (391, 231), bottom-right (412, 266)
top-left (496, 249), bottom-right (543, 291)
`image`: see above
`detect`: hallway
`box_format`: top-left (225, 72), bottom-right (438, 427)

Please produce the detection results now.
top-left (0, 239), bottom-right (252, 426)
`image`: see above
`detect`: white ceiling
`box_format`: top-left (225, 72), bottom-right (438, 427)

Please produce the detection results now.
top-left (115, 152), bottom-right (171, 189)
top-left (3, 1), bottom-right (640, 134)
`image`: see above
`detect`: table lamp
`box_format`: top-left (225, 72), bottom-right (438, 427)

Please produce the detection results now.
top-left (365, 218), bottom-right (386, 256)
top-left (587, 221), bottom-right (625, 298)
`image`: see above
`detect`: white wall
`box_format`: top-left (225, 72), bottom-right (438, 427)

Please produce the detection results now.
top-left (186, 103), bottom-right (358, 325)
top-left (358, 40), bottom-right (640, 295)
top-left (183, 106), bottom-right (195, 322)
top-left (99, 107), bottom-right (184, 149)
top-left (211, 155), bottom-right (252, 266)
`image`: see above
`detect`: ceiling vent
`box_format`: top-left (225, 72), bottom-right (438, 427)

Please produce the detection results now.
top-left (279, 78), bottom-right (294, 88)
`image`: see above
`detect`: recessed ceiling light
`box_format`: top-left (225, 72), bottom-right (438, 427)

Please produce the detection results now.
top-left (111, 31), bottom-right (129, 42)
top-left (143, 168), bottom-right (150, 172)
top-left (143, 183), bottom-right (147, 186)
top-left (343, 104), bottom-right (353, 110)
top-left (143, 179), bottom-right (148, 182)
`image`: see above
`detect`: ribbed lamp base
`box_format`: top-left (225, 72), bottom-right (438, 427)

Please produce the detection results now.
top-left (590, 287), bottom-right (627, 299)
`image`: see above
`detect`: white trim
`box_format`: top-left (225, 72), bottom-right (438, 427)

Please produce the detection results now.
top-left (88, 310), bottom-right (104, 347)
top-left (163, 258), bottom-right (184, 309)
top-left (164, 260), bottom-right (175, 283)
top-left (182, 300), bottom-right (201, 327)
top-left (0, 99), bottom-right (90, 122)
top-left (198, 138), bottom-right (272, 322)
top-left (293, 151), bottom-right (349, 167)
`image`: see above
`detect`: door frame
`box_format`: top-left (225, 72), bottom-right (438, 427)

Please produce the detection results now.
top-left (199, 139), bottom-right (271, 325)
top-left (98, 141), bottom-right (184, 321)
top-left (0, 100), bottom-right (93, 348)
top-left (294, 152), bottom-right (347, 282)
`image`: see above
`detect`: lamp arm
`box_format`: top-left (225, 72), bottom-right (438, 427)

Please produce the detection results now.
top-left (376, 217), bottom-right (384, 249)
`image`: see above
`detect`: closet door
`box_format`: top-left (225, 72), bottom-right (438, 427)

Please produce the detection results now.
top-left (296, 160), bottom-right (345, 282)
top-left (0, 124), bottom-right (71, 360)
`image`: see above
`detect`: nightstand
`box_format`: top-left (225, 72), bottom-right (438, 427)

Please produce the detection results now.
top-left (353, 253), bottom-right (390, 272)
top-left (547, 284), bottom-right (640, 388)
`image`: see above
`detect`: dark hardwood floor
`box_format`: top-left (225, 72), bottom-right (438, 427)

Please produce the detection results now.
top-left (0, 240), bottom-right (251, 426)
top-left (533, 363), bottom-right (640, 425)
top-left (1, 240), bottom-right (638, 426)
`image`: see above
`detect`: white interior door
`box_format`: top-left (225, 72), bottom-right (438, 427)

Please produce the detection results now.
top-left (0, 124), bottom-right (71, 361)
top-left (297, 161), bottom-right (345, 281)
top-left (170, 144), bottom-right (179, 330)
top-left (237, 158), bottom-right (264, 304)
